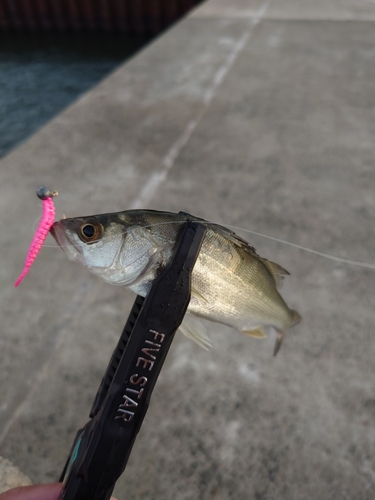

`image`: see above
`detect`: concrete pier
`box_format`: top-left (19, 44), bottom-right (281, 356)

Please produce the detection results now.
top-left (1, 0), bottom-right (375, 498)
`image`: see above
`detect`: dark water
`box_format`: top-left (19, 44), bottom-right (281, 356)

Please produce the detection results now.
top-left (0, 33), bottom-right (151, 158)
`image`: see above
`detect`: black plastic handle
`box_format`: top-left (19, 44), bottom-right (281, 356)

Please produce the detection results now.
top-left (59, 221), bottom-right (207, 500)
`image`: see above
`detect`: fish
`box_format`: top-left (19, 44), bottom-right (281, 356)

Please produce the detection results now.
top-left (50, 210), bottom-right (301, 355)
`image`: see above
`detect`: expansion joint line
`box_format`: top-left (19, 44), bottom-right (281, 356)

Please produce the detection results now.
top-left (131, 0), bottom-right (270, 209)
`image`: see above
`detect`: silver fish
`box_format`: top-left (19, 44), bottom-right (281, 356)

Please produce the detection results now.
top-left (51, 210), bottom-right (301, 354)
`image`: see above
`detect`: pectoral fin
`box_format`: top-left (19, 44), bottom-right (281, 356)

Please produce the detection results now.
top-left (191, 287), bottom-right (209, 304)
top-left (179, 312), bottom-right (212, 350)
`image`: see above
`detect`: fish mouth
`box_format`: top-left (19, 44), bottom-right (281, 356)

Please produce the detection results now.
top-left (50, 221), bottom-right (85, 264)
top-left (50, 221), bottom-right (71, 248)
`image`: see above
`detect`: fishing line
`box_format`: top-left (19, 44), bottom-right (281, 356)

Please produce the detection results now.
top-left (224, 224), bottom-right (375, 270)
top-left (46, 217), bottom-right (375, 270)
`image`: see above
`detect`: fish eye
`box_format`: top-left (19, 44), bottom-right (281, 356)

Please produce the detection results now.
top-left (82, 224), bottom-right (95, 238)
top-left (79, 222), bottom-right (103, 243)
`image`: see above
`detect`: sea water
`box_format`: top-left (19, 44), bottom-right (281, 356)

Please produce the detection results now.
top-left (0, 32), bottom-right (150, 158)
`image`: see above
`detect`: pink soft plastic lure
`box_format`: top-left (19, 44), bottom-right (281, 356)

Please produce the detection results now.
top-left (14, 187), bottom-right (58, 287)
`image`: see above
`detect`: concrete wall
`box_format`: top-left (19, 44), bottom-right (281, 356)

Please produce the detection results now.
top-left (0, 0), bottom-right (203, 34)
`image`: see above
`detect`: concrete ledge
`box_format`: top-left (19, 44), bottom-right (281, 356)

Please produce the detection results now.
top-left (1, 0), bottom-right (375, 499)
top-left (0, 457), bottom-right (32, 494)
top-left (193, 0), bottom-right (375, 20)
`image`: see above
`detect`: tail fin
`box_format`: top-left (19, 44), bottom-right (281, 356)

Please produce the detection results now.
top-left (273, 330), bottom-right (284, 356)
top-left (273, 310), bottom-right (301, 356)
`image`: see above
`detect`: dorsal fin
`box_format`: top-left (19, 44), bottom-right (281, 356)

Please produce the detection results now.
top-left (262, 259), bottom-right (290, 288)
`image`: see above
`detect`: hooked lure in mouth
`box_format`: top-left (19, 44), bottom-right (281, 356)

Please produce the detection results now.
top-left (51, 209), bottom-right (301, 355)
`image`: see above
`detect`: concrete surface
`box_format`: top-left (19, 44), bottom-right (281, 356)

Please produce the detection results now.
top-left (1, 0), bottom-right (375, 498)
top-left (0, 457), bottom-right (32, 493)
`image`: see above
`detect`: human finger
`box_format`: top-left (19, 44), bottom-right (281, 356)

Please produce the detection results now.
top-left (0, 482), bottom-right (62, 500)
